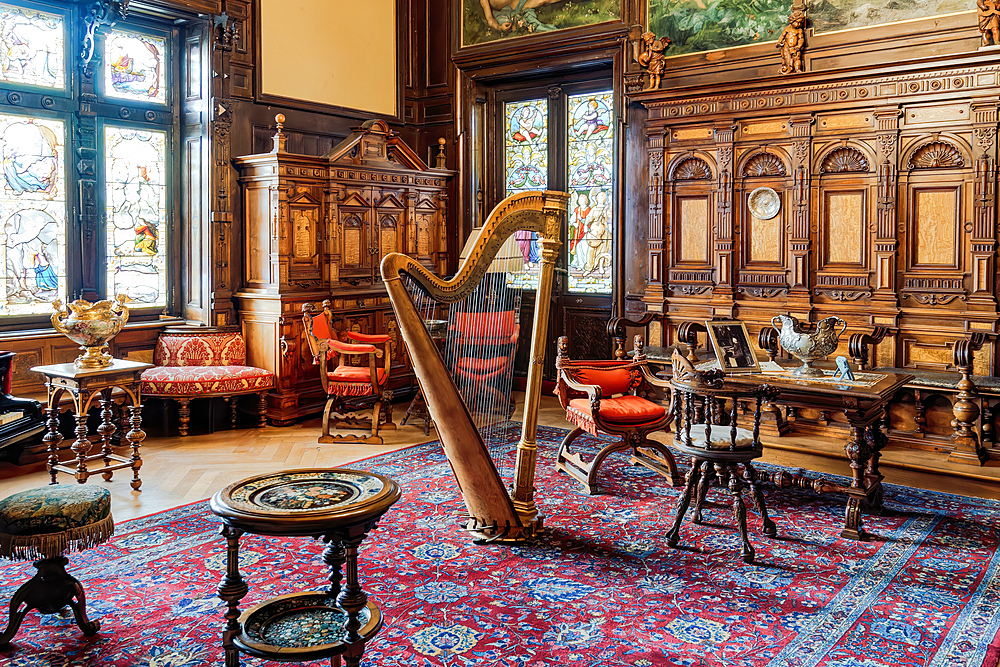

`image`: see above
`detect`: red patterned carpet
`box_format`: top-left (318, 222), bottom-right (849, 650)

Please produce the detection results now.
top-left (2, 425), bottom-right (1000, 666)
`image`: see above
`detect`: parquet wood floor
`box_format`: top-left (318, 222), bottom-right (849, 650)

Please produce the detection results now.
top-left (0, 395), bottom-right (997, 525)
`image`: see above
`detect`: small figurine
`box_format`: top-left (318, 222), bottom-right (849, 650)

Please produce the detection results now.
top-left (979, 0), bottom-right (1000, 46)
top-left (776, 7), bottom-right (806, 75)
top-left (832, 356), bottom-right (855, 382)
top-left (638, 31), bottom-right (670, 90)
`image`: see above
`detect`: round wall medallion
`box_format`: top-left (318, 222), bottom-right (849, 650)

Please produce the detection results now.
top-left (748, 187), bottom-right (781, 220)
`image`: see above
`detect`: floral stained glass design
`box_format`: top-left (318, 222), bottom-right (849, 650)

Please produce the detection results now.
top-left (104, 29), bottom-right (166, 104)
top-left (106, 127), bottom-right (166, 306)
top-left (504, 98), bottom-right (547, 290)
top-left (0, 3), bottom-right (65, 89)
top-left (0, 113), bottom-right (65, 315)
top-left (566, 91), bottom-right (613, 293)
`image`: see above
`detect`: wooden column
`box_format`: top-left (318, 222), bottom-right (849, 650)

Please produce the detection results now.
top-left (786, 115), bottom-right (813, 314)
top-left (642, 131), bottom-right (667, 321)
top-left (711, 124), bottom-right (736, 317)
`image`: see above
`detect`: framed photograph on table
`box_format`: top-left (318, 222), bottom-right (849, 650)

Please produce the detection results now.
top-left (705, 320), bottom-right (760, 374)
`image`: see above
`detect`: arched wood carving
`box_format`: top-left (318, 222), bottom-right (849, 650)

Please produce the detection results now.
top-left (820, 147), bottom-right (870, 173)
top-left (672, 157), bottom-right (712, 180)
top-left (906, 140), bottom-right (965, 169)
top-left (742, 152), bottom-right (787, 177)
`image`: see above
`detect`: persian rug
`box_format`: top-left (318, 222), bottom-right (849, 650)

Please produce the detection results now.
top-left (2, 425), bottom-right (1000, 667)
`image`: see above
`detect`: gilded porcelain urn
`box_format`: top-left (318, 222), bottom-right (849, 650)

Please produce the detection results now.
top-left (51, 295), bottom-right (130, 369)
top-left (771, 314), bottom-right (847, 377)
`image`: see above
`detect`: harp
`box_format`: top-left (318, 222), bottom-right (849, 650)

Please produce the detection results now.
top-left (381, 190), bottom-right (569, 542)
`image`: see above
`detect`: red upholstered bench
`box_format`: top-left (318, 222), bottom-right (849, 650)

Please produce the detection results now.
top-left (140, 328), bottom-right (274, 436)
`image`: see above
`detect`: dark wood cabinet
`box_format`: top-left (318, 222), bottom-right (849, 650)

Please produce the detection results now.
top-left (234, 120), bottom-right (453, 424)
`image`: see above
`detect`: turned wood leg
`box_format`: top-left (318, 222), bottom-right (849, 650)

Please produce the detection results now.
top-left (228, 396), bottom-right (238, 430)
top-left (743, 462), bottom-right (776, 538)
top-left (44, 401), bottom-right (63, 486)
top-left (257, 393), bottom-right (268, 428)
top-left (218, 524), bottom-right (248, 667)
top-left (71, 397), bottom-right (93, 484)
top-left (323, 540), bottom-right (347, 598)
top-left (666, 459), bottom-right (703, 547)
top-left (842, 422), bottom-right (870, 540)
top-left (913, 392), bottom-right (926, 434)
top-left (98, 388), bottom-right (116, 481)
top-left (692, 462), bottom-right (715, 525)
top-left (125, 404), bottom-right (145, 491)
top-left (337, 535), bottom-right (368, 643)
top-left (176, 398), bottom-right (191, 437)
top-left (728, 465), bottom-right (754, 564)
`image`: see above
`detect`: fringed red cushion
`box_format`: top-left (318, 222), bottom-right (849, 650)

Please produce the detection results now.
top-left (141, 365), bottom-right (274, 396)
top-left (454, 356), bottom-right (510, 381)
top-left (328, 365), bottom-right (386, 385)
top-left (567, 395), bottom-right (665, 426)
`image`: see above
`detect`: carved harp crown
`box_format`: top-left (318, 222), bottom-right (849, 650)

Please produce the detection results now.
top-left (381, 191), bottom-right (569, 542)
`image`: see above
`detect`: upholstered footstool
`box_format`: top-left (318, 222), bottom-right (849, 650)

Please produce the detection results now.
top-left (0, 485), bottom-right (113, 647)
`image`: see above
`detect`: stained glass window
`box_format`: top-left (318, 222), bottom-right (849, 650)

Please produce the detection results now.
top-left (0, 113), bottom-right (65, 315)
top-left (566, 91), bottom-right (614, 293)
top-left (105, 126), bottom-right (166, 306)
top-left (0, 3), bottom-right (65, 89)
top-left (504, 98), bottom-right (548, 289)
top-left (104, 29), bottom-right (166, 104)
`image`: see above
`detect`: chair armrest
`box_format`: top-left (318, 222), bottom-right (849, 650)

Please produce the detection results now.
top-left (638, 364), bottom-right (671, 390)
top-left (328, 338), bottom-right (381, 356)
top-left (554, 368), bottom-right (603, 412)
top-left (848, 326), bottom-right (889, 371)
top-left (345, 331), bottom-right (391, 344)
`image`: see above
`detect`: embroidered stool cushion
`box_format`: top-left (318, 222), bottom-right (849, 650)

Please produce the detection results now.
top-left (0, 486), bottom-right (114, 560)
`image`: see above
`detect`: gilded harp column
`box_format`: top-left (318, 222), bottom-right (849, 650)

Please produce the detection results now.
top-left (970, 101), bottom-right (998, 308)
top-left (643, 132), bottom-right (667, 321)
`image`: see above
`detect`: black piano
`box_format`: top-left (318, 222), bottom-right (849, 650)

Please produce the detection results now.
top-left (0, 351), bottom-right (45, 464)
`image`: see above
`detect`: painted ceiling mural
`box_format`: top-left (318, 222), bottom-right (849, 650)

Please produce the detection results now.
top-left (462, 0), bottom-right (621, 47)
top-left (647, 0), bottom-right (972, 57)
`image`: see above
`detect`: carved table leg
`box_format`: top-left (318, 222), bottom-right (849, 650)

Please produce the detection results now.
top-left (913, 391), bottom-right (926, 435)
top-left (125, 404), bottom-right (145, 491)
top-left (44, 391), bottom-right (64, 485)
top-left (98, 388), bottom-right (116, 482)
top-left (323, 540), bottom-right (347, 598)
top-left (337, 535), bottom-right (368, 643)
top-left (842, 422), bottom-right (871, 541)
top-left (726, 464), bottom-right (754, 564)
top-left (176, 398), bottom-right (191, 437)
top-left (666, 458), bottom-right (703, 547)
top-left (218, 524), bottom-right (248, 667)
top-left (692, 462), bottom-right (715, 524)
top-left (71, 393), bottom-right (93, 484)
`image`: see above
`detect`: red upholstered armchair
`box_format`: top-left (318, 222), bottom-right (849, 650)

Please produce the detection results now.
top-left (555, 335), bottom-right (682, 495)
top-left (140, 327), bottom-right (274, 436)
top-left (302, 302), bottom-right (395, 444)
top-left (447, 310), bottom-right (520, 421)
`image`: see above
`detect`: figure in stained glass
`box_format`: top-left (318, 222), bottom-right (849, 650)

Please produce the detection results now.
top-left (511, 104), bottom-right (544, 144)
top-left (3, 208), bottom-right (60, 301)
top-left (0, 4), bottom-right (64, 89)
top-left (569, 192), bottom-right (590, 253)
top-left (31, 249), bottom-right (56, 289)
top-left (105, 30), bottom-right (165, 104)
top-left (572, 98), bottom-right (610, 141)
top-left (106, 127), bottom-right (166, 306)
top-left (2, 119), bottom-right (57, 195)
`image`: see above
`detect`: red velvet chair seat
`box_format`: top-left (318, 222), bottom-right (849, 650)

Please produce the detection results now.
top-left (567, 395), bottom-right (665, 426)
top-left (141, 365), bottom-right (274, 396)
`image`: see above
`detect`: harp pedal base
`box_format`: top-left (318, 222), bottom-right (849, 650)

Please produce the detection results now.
top-left (461, 517), bottom-right (545, 544)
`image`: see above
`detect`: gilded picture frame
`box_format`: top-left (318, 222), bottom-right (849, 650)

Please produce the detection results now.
top-left (705, 320), bottom-right (760, 375)
top-left (459, 0), bottom-right (625, 51)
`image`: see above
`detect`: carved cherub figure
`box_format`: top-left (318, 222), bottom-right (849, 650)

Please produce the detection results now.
top-left (776, 9), bottom-right (806, 75)
top-left (638, 31), bottom-right (670, 90)
top-left (979, 0), bottom-right (1000, 46)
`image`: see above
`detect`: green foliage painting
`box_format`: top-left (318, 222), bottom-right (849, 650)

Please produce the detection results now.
top-left (462, 0), bottom-right (621, 47)
top-left (648, 0), bottom-right (793, 56)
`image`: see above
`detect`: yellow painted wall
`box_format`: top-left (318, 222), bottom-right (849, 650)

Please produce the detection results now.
top-left (259, 0), bottom-right (397, 116)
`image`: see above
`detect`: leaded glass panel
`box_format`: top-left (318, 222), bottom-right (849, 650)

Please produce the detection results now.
top-left (0, 3), bottom-right (65, 89)
top-left (504, 98), bottom-right (547, 290)
top-left (105, 126), bottom-right (166, 306)
top-left (104, 29), bottom-right (166, 104)
top-left (0, 113), bottom-right (65, 315)
top-left (567, 91), bottom-right (613, 293)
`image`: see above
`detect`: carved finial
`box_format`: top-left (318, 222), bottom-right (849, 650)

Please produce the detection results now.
top-left (435, 137), bottom-right (447, 169)
top-left (272, 113), bottom-right (287, 153)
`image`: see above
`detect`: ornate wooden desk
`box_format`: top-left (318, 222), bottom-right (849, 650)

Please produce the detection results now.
top-left (713, 364), bottom-right (913, 540)
top-left (32, 360), bottom-right (151, 490)
top-left (210, 468), bottom-right (401, 667)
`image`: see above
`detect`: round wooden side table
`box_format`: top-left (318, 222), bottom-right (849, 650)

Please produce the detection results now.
top-left (209, 468), bottom-right (401, 667)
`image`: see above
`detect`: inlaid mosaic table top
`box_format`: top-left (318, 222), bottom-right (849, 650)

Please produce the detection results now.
top-left (210, 468), bottom-right (402, 537)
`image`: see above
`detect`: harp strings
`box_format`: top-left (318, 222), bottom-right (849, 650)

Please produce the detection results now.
top-left (402, 235), bottom-right (528, 486)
